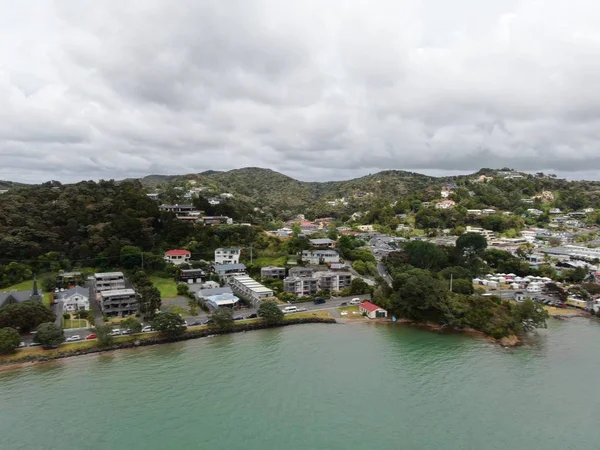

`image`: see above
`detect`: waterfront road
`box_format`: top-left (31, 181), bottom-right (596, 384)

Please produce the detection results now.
top-left (21, 293), bottom-right (373, 345)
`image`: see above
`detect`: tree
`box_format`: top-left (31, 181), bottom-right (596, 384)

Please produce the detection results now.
top-left (257, 300), bottom-right (284, 324)
top-left (350, 278), bottom-right (372, 295)
top-left (152, 312), bottom-right (186, 338)
top-left (449, 278), bottom-right (474, 295)
top-left (95, 324), bottom-right (114, 347)
top-left (511, 299), bottom-right (549, 332)
top-left (392, 269), bottom-right (448, 322)
top-left (0, 327), bottom-right (21, 354)
top-left (120, 317), bottom-right (142, 333)
top-left (120, 245), bottom-right (143, 269)
top-left (176, 283), bottom-right (190, 296)
top-left (402, 241), bottom-right (448, 271)
top-left (516, 243), bottom-right (535, 259)
top-left (0, 301), bottom-right (55, 333)
top-left (456, 232), bottom-right (488, 258)
top-left (34, 322), bottom-right (65, 348)
top-left (209, 308), bottom-right (234, 331)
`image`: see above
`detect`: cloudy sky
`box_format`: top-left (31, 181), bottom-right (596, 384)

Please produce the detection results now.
top-left (2, 0), bottom-right (600, 183)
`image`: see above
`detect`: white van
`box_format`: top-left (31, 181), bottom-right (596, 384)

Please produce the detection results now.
top-left (350, 298), bottom-right (361, 305)
top-left (282, 306), bottom-right (298, 314)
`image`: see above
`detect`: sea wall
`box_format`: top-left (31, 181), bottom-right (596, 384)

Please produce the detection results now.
top-left (0, 317), bottom-right (337, 367)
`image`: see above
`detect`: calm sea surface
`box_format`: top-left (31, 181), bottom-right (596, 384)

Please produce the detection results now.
top-left (1, 318), bottom-right (599, 450)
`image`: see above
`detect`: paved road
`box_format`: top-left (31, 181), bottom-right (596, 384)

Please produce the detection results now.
top-left (377, 263), bottom-right (393, 286)
top-left (20, 293), bottom-right (373, 346)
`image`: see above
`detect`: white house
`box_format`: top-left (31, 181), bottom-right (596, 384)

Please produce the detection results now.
top-left (301, 250), bottom-right (340, 265)
top-left (164, 249), bottom-right (191, 265)
top-left (359, 301), bottom-right (388, 319)
top-left (215, 247), bottom-right (241, 265)
top-left (435, 200), bottom-right (456, 209)
top-left (56, 286), bottom-right (90, 312)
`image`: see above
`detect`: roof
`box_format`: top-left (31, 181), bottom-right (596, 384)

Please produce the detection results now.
top-left (206, 293), bottom-right (239, 306)
top-left (56, 286), bottom-right (89, 300)
top-left (261, 266), bottom-right (285, 271)
top-left (0, 290), bottom-right (35, 308)
top-left (165, 249), bottom-right (191, 256)
top-left (302, 250), bottom-right (339, 255)
top-left (100, 289), bottom-right (136, 298)
top-left (58, 272), bottom-right (82, 278)
top-left (216, 247), bottom-right (241, 252)
top-left (310, 238), bottom-right (335, 244)
top-left (214, 264), bottom-right (246, 272)
top-left (94, 271), bottom-right (124, 278)
top-left (230, 275), bottom-right (274, 294)
top-left (198, 287), bottom-right (234, 297)
top-left (360, 301), bottom-right (384, 312)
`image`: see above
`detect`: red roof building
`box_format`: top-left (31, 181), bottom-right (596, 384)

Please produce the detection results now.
top-left (359, 301), bottom-right (388, 319)
top-left (164, 249), bottom-right (191, 265)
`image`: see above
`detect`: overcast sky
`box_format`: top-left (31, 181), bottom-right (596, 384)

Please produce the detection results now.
top-left (2, 0), bottom-right (600, 183)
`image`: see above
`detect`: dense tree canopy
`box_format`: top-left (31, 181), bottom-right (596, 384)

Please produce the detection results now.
top-left (0, 301), bottom-right (55, 333)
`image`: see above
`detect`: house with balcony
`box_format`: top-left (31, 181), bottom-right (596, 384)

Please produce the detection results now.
top-left (318, 271), bottom-right (352, 292)
top-left (99, 289), bottom-right (137, 317)
top-left (300, 250), bottom-right (340, 265)
top-left (179, 268), bottom-right (205, 284)
top-left (260, 266), bottom-right (286, 279)
top-left (213, 263), bottom-right (247, 280)
top-left (283, 276), bottom-right (319, 296)
top-left (309, 238), bottom-right (336, 249)
top-left (94, 272), bottom-right (126, 292)
top-left (164, 249), bottom-right (191, 265)
top-left (215, 247), bottom-right (241, 265)
top-left (288, 267), bottom-right (314, 278)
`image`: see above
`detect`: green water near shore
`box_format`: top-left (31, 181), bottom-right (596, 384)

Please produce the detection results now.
top-left (1, 318), bottom-right (599, 450)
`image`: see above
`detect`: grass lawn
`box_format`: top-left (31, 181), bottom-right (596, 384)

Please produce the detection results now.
top-left (150, 277), bottom-right (178, 298)
top-left (63, 319), bottom-right (88, 329)
top-left (285, 310), bottom-right (332, 320)
top-left (252, 255), bottom-right (288, 267)
top-left (337, 305), bottom-right (364, 319)
top-left (1, 278), bottom-right (53, 306)
top-left (164, 305), bottom-right (189, 316)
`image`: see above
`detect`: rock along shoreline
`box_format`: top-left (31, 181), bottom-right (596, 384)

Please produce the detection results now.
top-left (0, 317), bottom-right (337, 370)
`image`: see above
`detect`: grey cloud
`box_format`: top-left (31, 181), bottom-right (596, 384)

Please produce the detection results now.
top-left (2, 0), bottom-right (600, 184)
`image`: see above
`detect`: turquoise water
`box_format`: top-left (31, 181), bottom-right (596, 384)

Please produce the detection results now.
top-left (1, 318), bottom-right (599, 450)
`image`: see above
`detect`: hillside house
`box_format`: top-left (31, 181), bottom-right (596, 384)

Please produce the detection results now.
top-left (309, 238), bottom-right (336, 249)
top-left (215, 248), bottom-right (241, 265)
top-left (260, 266), bottom-right (286, 279)
top-left (301, 250), bottom-right (340, 265)
top-left (435, 199), bottom-right (456, 209)
top-left (164, 249), bottom-right (191, 265)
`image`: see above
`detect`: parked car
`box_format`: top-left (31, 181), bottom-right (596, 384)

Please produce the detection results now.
top-left (66, 335), bottom-right (81, 342)
top-left (110, 329), bottom-right (121, 336)
top-left (121, 328), bottom-right (133, 335)
top-left (202, 319), bottom-right (214, 325)
top-left (350, 298), bottom-right (361, 305)
top-left (339, 302), bottom-right (348, 306)
top-left (245, 313), bottom-right (258, 319)
top-left (85, 334), bottom-right (97, 340)
top-left (313, 297), bottom-right (326, 305)
top-left (282, 306), bottom-right (298, 314)
top-left (18, 341), bottom-right (26, 348)
top-left (28, 342), bottom-right (41, 347)
top-left (233, 316), bottom-right (244, 321)
top-left (189, 321), bottom-right (203, 326)
top-left (141, 326), bottom-right (153, 333)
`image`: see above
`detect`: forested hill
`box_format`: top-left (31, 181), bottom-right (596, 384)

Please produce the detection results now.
top-left (140, 167), bottom-right (441, 211)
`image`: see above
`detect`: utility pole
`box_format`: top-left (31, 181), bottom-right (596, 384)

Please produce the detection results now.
top-left (141, 252), bottom-right (144, 270)
top-left (450, 273), bottom-right (453, 292)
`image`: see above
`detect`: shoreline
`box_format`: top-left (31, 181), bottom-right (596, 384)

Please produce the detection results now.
top-left (0, 317), bottom-right (336, 371)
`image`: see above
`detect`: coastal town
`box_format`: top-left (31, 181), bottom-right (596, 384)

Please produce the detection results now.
top-left (1, 167), bottom-right (600, 358)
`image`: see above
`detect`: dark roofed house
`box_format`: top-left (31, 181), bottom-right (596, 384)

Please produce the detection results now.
top-left (309, 238), bottom-right (336, 249)
top-left (0, 276), bottom-right (42, 308)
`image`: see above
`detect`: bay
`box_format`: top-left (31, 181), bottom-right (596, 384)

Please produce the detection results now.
top-left (1, 318), bottom-right (599, 450)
